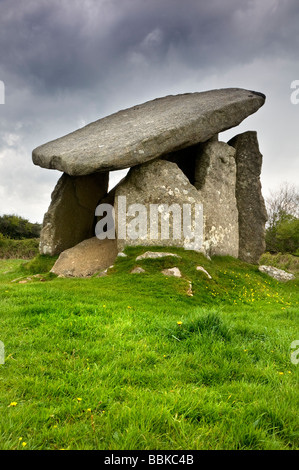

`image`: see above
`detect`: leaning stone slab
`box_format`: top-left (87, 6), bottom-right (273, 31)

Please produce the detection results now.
top-left (39, 172), bottom-right (108, 256)
top-left (32, 89), bottom-right (265, 176)
top-left (228, 131), bottom-right (267, 264)
top-left (50, 237), bottom-right (118, 277)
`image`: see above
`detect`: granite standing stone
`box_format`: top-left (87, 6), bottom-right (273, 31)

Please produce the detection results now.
top-left (228, 131), bottom-right (268, 264)
top-left (40, 172), bottom-right (108, 255)
top-left (114, 159), bottom-right (204, 253)
top-left (194, 140), bottom-right (239, 257)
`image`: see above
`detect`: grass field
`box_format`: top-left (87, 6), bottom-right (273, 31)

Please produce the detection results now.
top-left (0, 247), bottom-right (298, 450)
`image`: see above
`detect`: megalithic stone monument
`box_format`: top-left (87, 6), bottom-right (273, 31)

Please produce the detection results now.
top-left (32, 88), bottom-right (267, 275)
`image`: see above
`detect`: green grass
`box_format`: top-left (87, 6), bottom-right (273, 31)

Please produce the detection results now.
top-left (0, 246), bottom-right (298, 450)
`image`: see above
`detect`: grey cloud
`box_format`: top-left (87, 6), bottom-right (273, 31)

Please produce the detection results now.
top-left (0, 0), bottom-right (298, 222)
top-left (1, 0), bottom-right (298, 94)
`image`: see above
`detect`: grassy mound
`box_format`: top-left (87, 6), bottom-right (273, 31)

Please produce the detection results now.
top-left (0, 247), bottom-right (298, 450)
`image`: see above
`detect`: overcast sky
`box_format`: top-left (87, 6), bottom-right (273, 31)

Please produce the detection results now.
top-left (0, 0), bottom-right (298, 223)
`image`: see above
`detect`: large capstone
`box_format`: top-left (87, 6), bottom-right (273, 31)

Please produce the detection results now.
top-left (39, 172), bottom-right (108, 255)
top-left (32, 89), bottom-right (265, 176)
top-left (228, 131), bottom-right (268, 264)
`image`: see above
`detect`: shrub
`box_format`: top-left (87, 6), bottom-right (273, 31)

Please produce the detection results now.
top-left (0, 214), bottom-right (41, 239)
top-left (0, 236), bottom-right (39, 259)
top-left (265, 183), bottom-right (299, 254)
top-left (266, 212), bottom-right (299, 254)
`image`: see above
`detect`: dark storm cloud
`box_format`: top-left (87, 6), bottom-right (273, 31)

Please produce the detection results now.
top-left (0, 0), bottom-right (298, 222)
top-left (1, 0), bottom-right (298, 94)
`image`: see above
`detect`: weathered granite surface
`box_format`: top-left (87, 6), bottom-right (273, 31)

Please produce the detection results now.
top-left (114, 159), bottom-right (203, 252)
top-left (50, 237), bottom-right (118, 277)
top-left (228, 131), bottom-right (268, 264)
top-left (32, 89), bottom-right (265, 176)
top-left (39, 172), bottom-right (108, 255)
top-left (194, 140), bottom-right (239, 257)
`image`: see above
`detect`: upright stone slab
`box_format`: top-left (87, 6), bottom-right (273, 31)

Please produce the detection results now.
top-left (114, 160), bottom-right (204, 253)
top-left (40, 172), bottom-right (108, 255)
top-left (32, 89), bottom-right (265, 175)
top-left (194, 141), bottom-right (239, 257)
top-left (228, 131), bottom-right (267, 264)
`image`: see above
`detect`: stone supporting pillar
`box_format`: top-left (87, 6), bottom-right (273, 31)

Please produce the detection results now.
top-left (39, 172), bottom-right (109, 255)
top-left (228, 131), bottom-right (267, 264)
top-left (194, 140), bottom-right (239, 258)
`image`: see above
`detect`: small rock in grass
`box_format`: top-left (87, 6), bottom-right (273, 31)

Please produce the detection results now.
top-left (187, 281), bottom-right (193, 296)
top-left (196, 266), bottom-right (212, 279)
top-left (259, 265), bottom-right (295, 282)
top-left (136, 251), bottom-right (181, 261)
top-left (161, 267), bottom-right (182, 278)
top-left (130, 267), bottom-right (146, 274)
